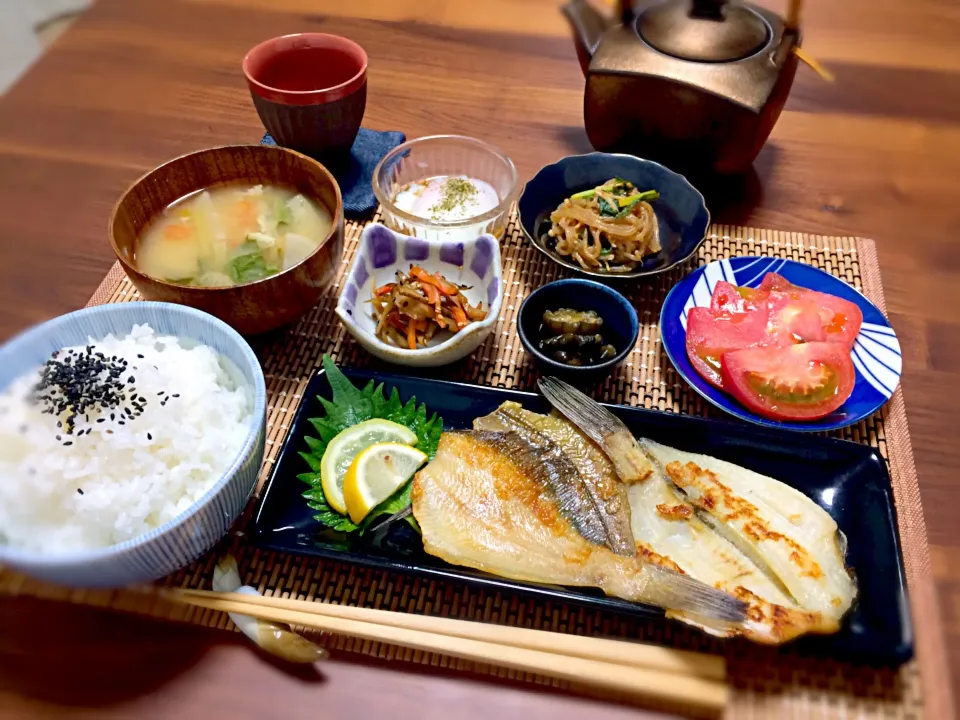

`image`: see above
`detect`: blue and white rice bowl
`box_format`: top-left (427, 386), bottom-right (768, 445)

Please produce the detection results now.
top-left (660, 257), bottom-right (902, 432)
top-left (0, 302), bottom-right (266, 587)
top-left (336, 223), bottom-right (504, 367)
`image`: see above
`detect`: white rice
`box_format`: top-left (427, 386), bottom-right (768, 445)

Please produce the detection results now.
top-left (0, 324), bottom-right (252, 554)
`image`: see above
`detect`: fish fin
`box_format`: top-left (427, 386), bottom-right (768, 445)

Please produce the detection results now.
top-left (539, 377), bottom-right (651, 482)
top-left (642, 564), bottom-right (748, 623)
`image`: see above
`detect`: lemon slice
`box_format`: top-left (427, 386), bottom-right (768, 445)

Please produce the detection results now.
top-left (320, 419), bottom-right (417, 515)
top-left (342, 442), bottom-right (427, 524)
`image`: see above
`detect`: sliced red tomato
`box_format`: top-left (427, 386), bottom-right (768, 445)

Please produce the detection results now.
top-left (720, 342), bottom-right (855, 421)
top-left (685, 306), bottom-right (771, 389)
top-left (759, 272), bottom-right (799, 293)
top-left (805, 290), bottom-right (863, 347)
top-left (766, 290), bottom-right (827, 344)
top-left (759, 272), bottom-right (862, 347)
top-left (710, 281), bottom-right (768, 314)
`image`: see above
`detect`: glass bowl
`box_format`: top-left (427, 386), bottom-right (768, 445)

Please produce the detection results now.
top-left (373, 135), bottom-right (518, 242)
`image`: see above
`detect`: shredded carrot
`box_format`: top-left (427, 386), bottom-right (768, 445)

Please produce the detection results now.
top-left (374, 283), bottom-right (395, 296)
top-left (450, 305), bottom-right (468, 329)
top-left (421, 282), bottom-right (440, 305)
top-left (411, 266), bottom-right (458, 296)
top-left (406, 321), bottom-right (417, 350)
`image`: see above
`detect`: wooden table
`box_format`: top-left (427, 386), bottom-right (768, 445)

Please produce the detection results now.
top-left (0, 0), bottom-right (957, 717)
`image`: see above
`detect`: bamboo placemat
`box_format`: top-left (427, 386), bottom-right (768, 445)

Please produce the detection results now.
top-left (1, 213), bottom-right (952, 720)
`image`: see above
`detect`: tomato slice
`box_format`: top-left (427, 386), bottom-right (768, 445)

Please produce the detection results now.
top-left (766, 291), bottom-right (827, 344)
top-left (759, 272), bottom-right (863, 347)
top-left (759, 272), bottom-right (799, 293)
top-left (805, 290), bottom-right (863, 347)
top-left (720, 342), bottom-right (855, 421)
top-left (685, 306), bottom-right (771, 389)
top-left (711, 281), bottom-right (768, 314)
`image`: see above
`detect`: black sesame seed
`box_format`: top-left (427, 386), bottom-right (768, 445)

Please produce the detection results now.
top-left (172, 394), bottom-right (180, 398)
top-left (56, 435), bottom-right (61, 441)
top-left (157, 391), bottom-right (165, 396)
top-left (57, 420), bottom-right (62, 428)
top-left (77, 488), bottom-right (84, 495)
top-left (147, 433), bottom-right (153, 440)
top-left (118, 420), bottom-right (125, 425)
top-left (63, 441), bottom-right (73, 446)
top-left (127, 376), bottom-right (135, 384)
top-left (137, 354), bottom-right (144, 359)
top-left (97, 418), bottom-right (105, 423)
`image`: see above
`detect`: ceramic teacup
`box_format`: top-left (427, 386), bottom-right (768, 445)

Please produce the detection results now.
top-left (243, 33), bottom-right (367, 162)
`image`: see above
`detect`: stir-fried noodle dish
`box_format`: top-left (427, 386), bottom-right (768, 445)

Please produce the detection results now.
top-left (546, 178), bottom-right (660, 273)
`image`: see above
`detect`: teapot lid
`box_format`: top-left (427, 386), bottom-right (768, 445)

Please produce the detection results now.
top-left (636, 0), bottom-right (771, 62)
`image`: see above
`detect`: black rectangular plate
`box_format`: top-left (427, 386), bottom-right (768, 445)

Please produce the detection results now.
top-left (252, 368), bottom-right (913, 665)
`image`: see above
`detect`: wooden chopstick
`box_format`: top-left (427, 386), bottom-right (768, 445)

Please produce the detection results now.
top-left (173, 588), bottom-right (725, 681)
top-left (793, 47), bottom-right (835, 83)
top-left (165, 590), bottom-right (729, 710)
top-left (785, 0), bottom-right (802, 29)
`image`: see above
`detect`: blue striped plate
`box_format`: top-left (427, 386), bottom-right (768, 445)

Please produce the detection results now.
top-left (660, 257), bottom-right (902, 431)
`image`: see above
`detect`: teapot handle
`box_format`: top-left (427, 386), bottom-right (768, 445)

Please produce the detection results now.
top-left (690, 0), bottom-right (728, 20)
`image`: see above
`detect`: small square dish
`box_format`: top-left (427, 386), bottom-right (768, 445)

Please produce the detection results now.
top-left (335, 223), bottom-right (503, 367)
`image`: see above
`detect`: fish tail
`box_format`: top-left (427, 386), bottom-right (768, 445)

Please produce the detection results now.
top-left (640, 564), bottom-right (748, 623)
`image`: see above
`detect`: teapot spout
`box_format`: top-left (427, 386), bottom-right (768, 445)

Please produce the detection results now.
top-left (562, 0), bottom-right (612, 75)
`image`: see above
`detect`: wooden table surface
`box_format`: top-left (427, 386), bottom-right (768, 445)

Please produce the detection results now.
top-left (0, 0), bottom-right (958, 717)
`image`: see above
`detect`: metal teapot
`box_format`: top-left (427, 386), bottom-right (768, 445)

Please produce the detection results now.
top-left (565, 0), bottom-right (801, 174)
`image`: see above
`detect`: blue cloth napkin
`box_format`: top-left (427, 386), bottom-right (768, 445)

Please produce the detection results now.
top-left (261, 128), bottom-right (406, 216)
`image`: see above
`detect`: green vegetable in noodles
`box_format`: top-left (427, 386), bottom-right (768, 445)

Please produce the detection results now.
top-left (613, 190), bottom-right (659, 219)
top-left (597, 196), bottom-right (619, 217)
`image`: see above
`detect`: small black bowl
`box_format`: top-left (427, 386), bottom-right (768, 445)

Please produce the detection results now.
top-left (517, 152), bottom-right (710, 280)
top-left (518, 279), bottom-right (639, 380)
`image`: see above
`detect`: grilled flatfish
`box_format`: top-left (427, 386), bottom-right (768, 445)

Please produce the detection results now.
top-left (474, 402), bottom-right (634, 556)
top-left (640, 439), bottom-right (857, 632)
top-left (412, 430), bottom-right (747, 622)
top-left (628, 460), bottom-right (829, 643)
top-left (536, 376), bottom-right (857, 642)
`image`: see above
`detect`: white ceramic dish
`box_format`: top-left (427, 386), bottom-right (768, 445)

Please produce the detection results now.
top-left (336, 223), bottom-right (503, 367)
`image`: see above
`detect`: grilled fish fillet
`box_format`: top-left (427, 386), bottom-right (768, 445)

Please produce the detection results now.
top-left (531, 378), bottom-right (856, 643)
top-left (412, 431), bottom-right (746, 622)
top-left (640, 439), bottom-right (857, 631)
top-left (629, 459), bottom-right (828, 643)
top-left (474, 402), bottom-right (634, 556)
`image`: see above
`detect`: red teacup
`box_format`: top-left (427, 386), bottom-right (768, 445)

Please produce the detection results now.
top-left (243, 33), bottom-right (367, 161)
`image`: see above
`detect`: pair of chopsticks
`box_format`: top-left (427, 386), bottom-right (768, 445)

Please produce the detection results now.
top-left (164, 588), bottom-right (729, 710)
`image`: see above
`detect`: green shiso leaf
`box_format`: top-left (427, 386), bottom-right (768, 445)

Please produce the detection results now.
top-left (298, 355), bottom-right (441, 532)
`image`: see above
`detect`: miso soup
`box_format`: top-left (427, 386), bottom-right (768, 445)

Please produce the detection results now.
top-left (137, 184), bottom-right (333, 287)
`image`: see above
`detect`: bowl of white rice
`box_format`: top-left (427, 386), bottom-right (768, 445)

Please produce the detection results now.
top-left (0, 302), bottom-right (266, 587)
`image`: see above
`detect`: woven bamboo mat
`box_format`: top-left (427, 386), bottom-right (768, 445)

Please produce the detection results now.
top-left (1, 213), bottom-right (952, 719)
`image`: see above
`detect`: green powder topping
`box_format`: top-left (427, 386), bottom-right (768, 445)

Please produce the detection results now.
top-left (429, 177), bottom-right (478, 220)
